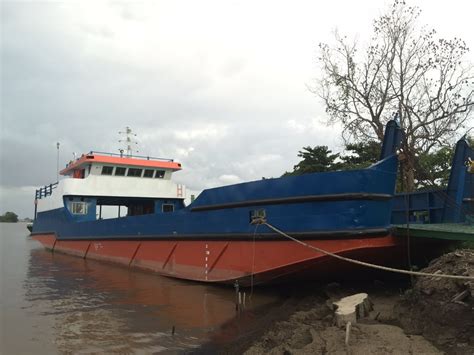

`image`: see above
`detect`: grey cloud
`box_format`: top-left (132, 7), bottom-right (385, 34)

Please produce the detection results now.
top-left (9, 0), bottom-right (471, 218)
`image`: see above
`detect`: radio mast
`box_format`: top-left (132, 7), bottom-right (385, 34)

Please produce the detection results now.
top-left (118, 126), bottom-right (139, 157)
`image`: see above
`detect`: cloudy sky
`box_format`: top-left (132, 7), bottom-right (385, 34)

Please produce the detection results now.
top-left (1, 0), bottom-right (473, 218)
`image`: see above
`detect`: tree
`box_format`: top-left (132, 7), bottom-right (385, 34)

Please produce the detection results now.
top-left (0, 212), bottom-right (19, 223)
top-left (414, 146), bottom-right (453, 189)
top-left (316, 0), bottom-right (474, 191)
top-left (284, 138), bottom-right (463, 190)
top-left (283, 146), bottom-right (341, 176)
top-left (339, 141), bottom-right (380, 170)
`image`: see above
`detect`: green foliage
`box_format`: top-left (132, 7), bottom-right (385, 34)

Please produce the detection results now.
top-left (0, 211), bottom-right (19, 223)
top-left (284, 142), bottom-right (380, 176)
top-left (283, 146), bottom-right (341, 176)
top-left (339, 141), bottom-right (380, 170)
top-left (284, 139), bottom-right (460, 192)
top-left (415, 146), bottom-right (454, 189)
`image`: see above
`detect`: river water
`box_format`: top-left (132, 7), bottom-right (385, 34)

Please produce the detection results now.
top-left (0, 223), bottom-right (282, 354)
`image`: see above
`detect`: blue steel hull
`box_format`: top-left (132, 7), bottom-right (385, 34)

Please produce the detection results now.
top-left (33, 155), bottom-right (398, 240)
top-left (391, 138), bottom-right (473, 224)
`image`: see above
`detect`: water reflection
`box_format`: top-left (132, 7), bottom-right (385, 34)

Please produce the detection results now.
top-left (24, 247), bottom-right (278, 353)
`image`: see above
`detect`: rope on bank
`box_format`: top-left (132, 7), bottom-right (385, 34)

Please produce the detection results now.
top-left (261, 221), bottom-right (474, 281)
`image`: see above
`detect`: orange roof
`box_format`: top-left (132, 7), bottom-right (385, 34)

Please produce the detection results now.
top-left (60, 154), bottom-right (182, 175)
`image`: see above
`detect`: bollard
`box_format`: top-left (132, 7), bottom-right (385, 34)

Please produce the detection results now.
top-left (234, 280), bottom-right (240, 312)
top-left (345, 321), bottom-right (351, 346)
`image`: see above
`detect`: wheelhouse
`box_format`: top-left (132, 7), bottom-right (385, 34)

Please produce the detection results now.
top-left (34, 151), bottom-right (186, 221)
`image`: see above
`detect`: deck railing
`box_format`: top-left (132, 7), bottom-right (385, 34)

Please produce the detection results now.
top-left (35, 182), bottom-right (59, 200)
top-left (88, 151), bottom-right (174, 162)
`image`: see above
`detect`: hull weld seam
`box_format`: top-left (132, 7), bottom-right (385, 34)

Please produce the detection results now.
top-left (129, 243), bottom-right (142, 267)
top-left (52, 238), bottom-right (58, 253)
top-left (83, 242), bottom-right (91, 259)
top-left (190, 193), bottom-right (392, 212)
top-left (208, 242), bottom-right (229, 273)
top-left (162, 243), bottom-right (177, 269)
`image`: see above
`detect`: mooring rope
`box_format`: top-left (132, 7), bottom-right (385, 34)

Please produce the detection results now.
top-left (261, 221), bottom-right (474, 281)
top-left (402, 171), bottom-right (414, 284)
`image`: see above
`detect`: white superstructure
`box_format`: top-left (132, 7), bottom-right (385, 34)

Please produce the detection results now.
top-left (35, 152), bottom-right (186, 218)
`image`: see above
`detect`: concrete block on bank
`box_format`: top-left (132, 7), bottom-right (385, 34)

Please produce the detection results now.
top-left (333, 293), bottom-right (372, 327)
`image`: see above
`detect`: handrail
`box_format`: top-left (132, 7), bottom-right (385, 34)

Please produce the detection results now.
top-left (35, 182), bottom-right (59, 200)
top-left (88, 151), bottom-right (174, 162)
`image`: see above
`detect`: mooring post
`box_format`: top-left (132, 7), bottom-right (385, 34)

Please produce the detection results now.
top-left (345, 321), bottom-right (352, 346)
top-left (234, 280), bottom-right (240, 312)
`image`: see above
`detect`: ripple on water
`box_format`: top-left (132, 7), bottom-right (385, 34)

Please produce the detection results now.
top-left (2, 224), bottom-right (282, 353)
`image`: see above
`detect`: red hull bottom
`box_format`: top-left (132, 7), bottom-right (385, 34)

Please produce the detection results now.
top-left (31, 234), bottom-right (406, 285)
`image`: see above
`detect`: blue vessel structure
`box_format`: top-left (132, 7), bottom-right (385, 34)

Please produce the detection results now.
top-left (391, 138), bottom-right (473, 224)
top-left (31, 120), bottom-right (404, 284)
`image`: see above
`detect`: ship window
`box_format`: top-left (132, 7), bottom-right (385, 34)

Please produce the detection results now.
top-left (143, 169), bottom-right (154, 178)
top-left (73, 169), bottom-right (85, 179)
top-left (71, 202), bottom-right (88, 215)
top-left (101, 166), bottom-right (114, 175)
top-left (155, 170), bottom-right (165, 179)
top-left (127, 168), bottom-right (143, 177)
top-left (162, 204), bottom-right (174, 213)
top-left (115, 167), bottom-right (126, 176)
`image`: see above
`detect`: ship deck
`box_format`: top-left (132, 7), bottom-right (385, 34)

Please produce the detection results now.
top-left (394, 223), bottom-right (474, 241)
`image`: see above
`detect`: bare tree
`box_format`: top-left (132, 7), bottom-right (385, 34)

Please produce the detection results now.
top-left (316, 0), bottom-right (473, 191)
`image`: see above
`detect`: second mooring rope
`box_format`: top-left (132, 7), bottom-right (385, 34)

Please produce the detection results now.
top-left (262, 221), bottom-right (474, 281)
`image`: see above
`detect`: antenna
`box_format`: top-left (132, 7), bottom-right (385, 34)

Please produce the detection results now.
top-left (56, 142), bottom-right (60, 182)
top-left (118, 126), bottom-right (139, 157)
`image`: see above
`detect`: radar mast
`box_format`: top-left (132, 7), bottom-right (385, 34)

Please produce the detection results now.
top-left (118, 126), bottom-right (139, 157)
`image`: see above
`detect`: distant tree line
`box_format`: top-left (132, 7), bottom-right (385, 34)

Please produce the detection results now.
top-left (0, 212), bottom-right (19, 223)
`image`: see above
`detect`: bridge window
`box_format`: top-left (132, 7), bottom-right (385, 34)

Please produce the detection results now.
top-left (155, 170), bottom-right (165, 179)
top-left (97, 205), bottom-right (128, 219)
top-left (143, 169), bottom-right (154, 178)
top-left (101, 166), bottom-right (114, 175)
top-left (71, 202), bottom-right (88, 215)
top-left (162, 204), bottom-right (174, 212)
top-left (115, 167), bottom-right (126, 176)
top-left (73, 169), bottom-right (85, 179)
top-left (127, 168), bottom-right (143, 177)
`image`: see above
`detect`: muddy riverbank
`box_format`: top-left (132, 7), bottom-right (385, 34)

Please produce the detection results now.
top-left (196, 249), bottom-right (473, 354)
top-left (242, 284), bottom-right (440, 355)
top-left (396, 249), bottom-right (474, 354)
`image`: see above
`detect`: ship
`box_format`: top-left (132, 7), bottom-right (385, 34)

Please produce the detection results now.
top-left (391, 137), bottom-right (473, 260)
top-left (31, 120), bottom-right (403, 285)
top-left (391, 137), bottom-right (473, 225)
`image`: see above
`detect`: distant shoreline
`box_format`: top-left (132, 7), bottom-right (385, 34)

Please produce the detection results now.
top-left (0, 221), bottom-right (31, 223)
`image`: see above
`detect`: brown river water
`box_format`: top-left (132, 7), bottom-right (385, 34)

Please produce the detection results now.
top-left (0, 223), bottom-right (283, 354)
